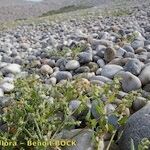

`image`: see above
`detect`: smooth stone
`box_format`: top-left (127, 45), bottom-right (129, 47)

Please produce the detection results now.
top-left (20, 43), bottom-right (30, 49)
top-left (93, 55), bottom-right (100, 62)
top-left (59, 129), bottom-right (95, 150)
top-left (116, 47), bottom-right (126, 57)
top-left (116, 71), bottom-right (142, 92)
top-left (0, 77), bottom-right (14, 84)
top-left (90, 80), bottom-right (104, 86)
top-left (108, 115), bottom-right (119, 128)
top-left (119, 102), bottom-right (150, 150)
top-left (90, 76), bottom-right (112, 83)
top-left (1, 55), bottom-right (12, 63)
top-left (143, 83), bottom-right (150, 92)
top-left (91, 100), bottom-right (102, 119)
top-left (90, 39), bottom-right (113, 47)
top-left (0, 88), bottom-right (4, 97)
top-left (124, 52), bottom-right (135, 58)
top-left (55, 71), bottom-right (72, 82)
top-left (139, 65), bottom-right (150, 85)
top-left (141, 91), bottom-right (150, 99)
top-left (96, 45), bottom-right (106, 52)
top-left (40, 65), bottom-right (53, 75)
top-left (75, 66), bottom-right (90, 74)
top-left (14, 56), bottom-right (23, 65)
top-left (132, 97), bottom-right (147, 111)
top-left (131, 40), bottom-right (144, 50)
top-left (137, 54), bottom-right (147, 62)
top-left (124, 59), bottom-right (143, 75)
top-left (96, 45), bottom-right (106, 58)
top-left (144, 26), bottom-right (150, 32)
top-left (91, 101), bottom-right (116, 119)
top-left (31, 60), bottom-right (41, 68)
top-left (105, 104), bottom-right (117, 114)
top-left (97, 59), bottom-right (105, 68)
top-left (65, 60), bottom-right (80, 70)
top-left (74, 72), bottom-right (95, 80)
top-left (123, 45), bottom-right (134, 53)
top-left (88, 62), bottom-right (99, 72)
top-left (109, 58), bottom-right (131, 66)
top-left (46, 77), bottom-right (57, 86)
top-left (69, 100), bottom-right (81, 112)
top-left (78, 52), bottom-right (93, 64)
top-left (104, 47), bottom-right (116, 62)
top-left (0, 97), bottom-right (11, 107)
top-left (0, 62), bottom-right (7, 69)
top-left (0, 83), bottom-right (14, 93)
top-left (135, 48), bottom-right (147, 54)
top-left (117, 91), bottom-right (128, 99)
top-left (104, 141), bottom-right (119, 150)
top-left (56, 58), bottom-right (68, 68)
top-left (2, 64), bottom-right (21, 74)
top-left (47, 59), bottom-right (56, 68)
top-left (96, 68), bottom-right (102, 75)
top-left (101, 64), bottom-right (123, 79)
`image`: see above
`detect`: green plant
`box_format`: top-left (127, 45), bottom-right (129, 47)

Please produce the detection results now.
top-left (85, 78), bottom-right (139, 149)
top-left (0, 76), bottom-right (80, 150)
top-left (49, 48), bottom-right (69, 58)
top-left (48, 44), bottom-right (86, 59)
top-left (120, 31), bottom-right (139, 44)
top-left (131, 138), bottom-right (150, 150)
top-left (0, 76), bottom-right (139, 150)
top-left (40, 5), bottom-right (92, 17)
top-left (138, 138), bottom-right (150, 150)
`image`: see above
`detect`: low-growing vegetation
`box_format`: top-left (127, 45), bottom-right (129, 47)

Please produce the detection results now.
top-left (49, 44), bottom-right (87, 59)
top-left (40, 5), bottom-right (92, 17)
top-left (0, 75), bottom-right (141, 150)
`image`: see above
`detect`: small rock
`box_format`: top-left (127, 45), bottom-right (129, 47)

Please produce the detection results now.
top-left (131, 40), bottom-right (144, 50)
top-left (69, 100), bottom-right (81, 112)
top-left (119, 102), bottom-right (150, 150)
top-left (88, 62), bottom-right (99, 72)
top-left (78, 52), bottom-right (93, 64)
top-left (74, 72), bottom-right (95, 80)
top-left (40, 65), bottom-right (53, 75)
top-left (101, 64), bottom-right (123, 79)
top-left (90, 76), bottom-right (112, 83)
top-left (132, 97), bottom-right (147, 111)
top-left (104, 104), bottom-right (117, 114)
top-left (65, 60), bottom-right (80, 70)
top-left (59, 129), bottom-right (95, 150)
top-left (124, 59), bottom-right (143, 75)
top-left (55, 71), bottom-right (72, 82)
top-left (139, 65), bottom-right (150, 85)
top-left (104, 141), bottom-right (119, 150)
top-left (97, 59), bottom-right (105, 68)
top-left (123, 45), bottom-right (134, 53)
top-left (143, 83), bottom-right (150, 92)
top-left (116, 71), bottom-right (142, 92)
top-left (2, 63), bottom-right (21, 74)
top-left (96, 68), bottom-right (102, 75)
top-left (75, 66), bottom-right (90, 73)
top-left (104, 47), bottom-right (116, 62)
top-left (46, 77), bottom-right (57, 85)
top-left (116, 47), bottom-right (126, 57)
top-left (0, 96), bottom-right (11, 107)
top-left (0, 88), bottom-right (4, 97)
top-left (20, 43), bottom-right (30, 50)
top-left (0, 83), bottom-right (14, 93)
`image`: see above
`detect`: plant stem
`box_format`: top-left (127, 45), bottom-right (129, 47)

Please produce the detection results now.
top-left (34, 118), bottom-right (43, 140)
top-left (24, 127), bottom-right (35, 138)
top-left (106, 130), bottom-right (117, 150)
